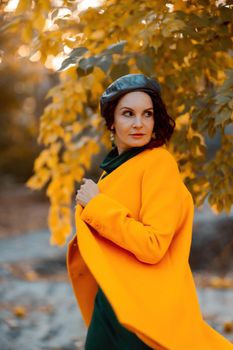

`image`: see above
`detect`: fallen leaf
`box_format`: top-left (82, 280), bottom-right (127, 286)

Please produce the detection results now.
top-left (13, 305), bottom-right (27, 318)
top-left (224, 321), bottom-right (233, 333)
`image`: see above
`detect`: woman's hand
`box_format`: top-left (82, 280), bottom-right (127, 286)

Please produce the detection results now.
top-left (75, 178), bottom-right (100, 208)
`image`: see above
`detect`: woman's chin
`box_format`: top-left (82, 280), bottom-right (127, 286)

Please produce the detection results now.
top-left (128, 139), bottom-right (149, 147)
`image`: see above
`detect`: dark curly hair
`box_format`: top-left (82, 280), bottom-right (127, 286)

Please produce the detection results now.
top-left (101, 89), bottom-right (176, 149)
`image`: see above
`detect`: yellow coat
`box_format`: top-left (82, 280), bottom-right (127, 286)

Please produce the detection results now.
top-left (66, 146), bottom-right (233, 350)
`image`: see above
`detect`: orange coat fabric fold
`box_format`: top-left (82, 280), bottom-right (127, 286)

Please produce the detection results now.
top-left (66, 146), bottom-right (233, 350)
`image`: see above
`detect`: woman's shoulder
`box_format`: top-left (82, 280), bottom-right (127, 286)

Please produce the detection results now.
top-left (145, 146), bottom-right (194, 201)
top-left (142, 146), bottom-right (185, 187)
top-left (142, 145), bottom-right (178, 168)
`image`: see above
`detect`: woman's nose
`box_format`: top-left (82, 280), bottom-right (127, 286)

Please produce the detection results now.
top-left (133, 116), bottom-right (143, 126)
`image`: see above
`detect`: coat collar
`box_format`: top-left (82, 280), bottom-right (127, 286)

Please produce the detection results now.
top-left (99, 143), bottom-right (151, 179)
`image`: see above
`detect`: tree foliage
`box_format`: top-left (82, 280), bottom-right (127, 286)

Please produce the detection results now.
top-left (2, 0), bottom-right (233, 245)
top-left (0, 8), bottom-right (56, 182)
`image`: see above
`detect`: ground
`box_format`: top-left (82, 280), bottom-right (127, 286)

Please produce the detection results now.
top-left (0, 181), bottom-right (50, 238)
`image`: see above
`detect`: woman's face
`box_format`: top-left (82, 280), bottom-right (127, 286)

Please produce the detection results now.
top-left (111, 91), bottom-right (155, 154)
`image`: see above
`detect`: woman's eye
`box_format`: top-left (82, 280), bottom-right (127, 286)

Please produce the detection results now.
top-left (122, 111), bottom-right (153, 117)
top-left (123, 111), bottom-right (133, 117)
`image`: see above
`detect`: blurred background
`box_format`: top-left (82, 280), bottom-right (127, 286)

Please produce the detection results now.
top-left (0, 0), bottom-right (233, 349)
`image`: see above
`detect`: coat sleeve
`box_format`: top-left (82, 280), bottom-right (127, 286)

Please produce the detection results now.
top-left (80, 150), bottom-right (186, 264)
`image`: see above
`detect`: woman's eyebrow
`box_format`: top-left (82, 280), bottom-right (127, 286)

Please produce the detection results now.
top-left (120, 107), bottom-right (153, 111)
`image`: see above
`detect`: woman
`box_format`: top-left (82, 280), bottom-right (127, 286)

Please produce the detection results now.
top-left (66, 74), bottom-right (233, 350)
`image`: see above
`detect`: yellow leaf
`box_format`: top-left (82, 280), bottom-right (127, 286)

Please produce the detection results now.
top-left (172, 61), bottom-right (181, 70)
top-left (34, 149), bottom-right (50, 171)
top-left (15, 0), bottom-right (31, 14)
top-left (224, 322), bottom-right (233, 333)
top-left (71, 167), bottom-right (85, 182)
top-left (50, 142), bottom-right (62, 154)
top-left (32, 12), bottom-right (46, 31)
top-left (25, 270), bottom-right (38, 281)
top-left (90, 30), bottom-right (105, 41)
top-left (173, 0), bottom-right (187, 11)
top-left (72, 122), bottom-right (82, 134)
top-left (63, 132), bottom-right (72, 143)
top-left (210, 276), bottom-right (232, 289)
top-left (175, 113), bottom-right (189, 130)
top-left (49, 223), bottom-right (72, 246)
top-left (48, 204), bottom-right (59, 223)
top-left (26, 174), bottom-right (45, 190)
top-left (22, 23), bottom-right (33, 43)
top-left (13, 306), bottom-right (27, 318)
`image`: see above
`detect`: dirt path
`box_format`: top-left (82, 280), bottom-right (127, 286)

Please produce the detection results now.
top-left (0, 229), bottom-right (86, 350)
top-left (0, 182), bottom-right (50, 238)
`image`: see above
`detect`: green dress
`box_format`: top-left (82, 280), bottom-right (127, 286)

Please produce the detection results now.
top-left (84, 144), bottom-right (155, 350)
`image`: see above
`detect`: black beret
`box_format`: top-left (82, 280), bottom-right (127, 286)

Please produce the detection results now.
top-left (100, 73), bottom-right (161, 118)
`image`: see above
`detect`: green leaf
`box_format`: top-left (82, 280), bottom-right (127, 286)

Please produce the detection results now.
top-left (69, 47), bottom-right (88, 59)
top-left (217, 37), bottom-right (233, 51)
top-left (109, 63), bottom-right (129, 80)
top-left (188, 13), bottom-right (210, 27)
top-left (214, 108), bottom-right (232, 126)
top-left (57, 47), bottom-right (88, 71)
top-left (228, 99), bottom-right (233, 109)
top-left (135, 54), bottom-right (154, 75)
top-left (219, 6), bottom-right (232, 22)
top-left (95, 55), bottom-right (112, 73)
top-left (79, 56), bottom-right (96, 71)
top-left (76, 65), bottom-right (94, 77)
top-left (102, 40), bottom-right (127, 55)
top-left (76, 56), bottom-right (96, 76)
top-left (214, 94), bottom-right (232, 105)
